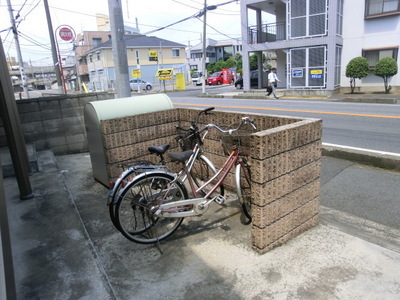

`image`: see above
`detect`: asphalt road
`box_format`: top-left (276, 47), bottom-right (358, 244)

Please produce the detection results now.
top-left (167, 86), bottom-right (400, 154)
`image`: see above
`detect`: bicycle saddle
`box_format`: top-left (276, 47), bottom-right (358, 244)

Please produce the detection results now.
top-left (168, 150), bottom-right (193, 162)
top-left (148, 144), bottom-right (170, 155)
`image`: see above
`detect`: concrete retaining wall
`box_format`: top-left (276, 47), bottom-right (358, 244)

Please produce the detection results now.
top-left (0, 93), bottom-right (113, 154)
top-left (97, 108), bottom-right (322, 253)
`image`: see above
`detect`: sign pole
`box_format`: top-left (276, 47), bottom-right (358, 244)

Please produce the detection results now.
top-left (55, 25), bottom-right (76, 94)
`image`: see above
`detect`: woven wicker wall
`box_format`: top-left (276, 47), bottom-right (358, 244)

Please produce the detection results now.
top-left (99, 107), bottom-right (322, 253)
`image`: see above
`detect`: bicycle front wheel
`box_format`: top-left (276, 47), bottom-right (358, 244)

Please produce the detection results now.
top-left (190, 155), bottom-right (224, 197)
top-left (115, 172), bottom-right (188, 244)
top-left (235, 161), bottom-right (252, 223)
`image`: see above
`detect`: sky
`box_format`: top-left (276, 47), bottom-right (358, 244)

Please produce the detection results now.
top-left (0, 0), bottom-right (248, 66)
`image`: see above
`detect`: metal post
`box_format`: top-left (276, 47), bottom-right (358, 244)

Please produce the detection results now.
top-left (54, 32), bottom-right (67, 94)
top-left (74, 43), bottom-right (82, 92)
top-left (0, 38), bottom-right (33, 200)
top-left (0, 157), bottom-right (17, 300)
top-left (108, 0), bottom-right (131, 98)
top-left (6, 0), bottom-right (29, 99)
top-left (201, 0), bottom-right (207, 94)
top-left (43, 0), bottom-right (63, 94)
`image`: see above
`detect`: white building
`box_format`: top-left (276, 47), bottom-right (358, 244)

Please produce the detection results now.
top-left (240, 0), bottom-right (399, 95)
top-left (341, 0), bottom-right (400, 92)
top-left (187, 38), bottom-right (243, 73)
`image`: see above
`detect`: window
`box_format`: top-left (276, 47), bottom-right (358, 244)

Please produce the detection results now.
top-left (135, 50), bottom-right (140, 65)
top-left (366, 0), bottom-right (400, 17)
top-left (337, 0), bottom-right (344, 36)
top-left (191, 53), bottom-right (202, 59)
top-left (290, 46), bottom-right (326, 88)
top-left (362, 47), bottom-right (398, 67)
top-left (290, 0), bottom-right (327, 38)
top-left (335, 46), bottom-right (342, 86)
top-left (172, 48), bottom-right (180, 57)
top-left (96, 51), bottom-right (100, 61)
top-left (92, 38), bottom-right (102, 47)
top-left (89, 54), bottom-right (93, 63)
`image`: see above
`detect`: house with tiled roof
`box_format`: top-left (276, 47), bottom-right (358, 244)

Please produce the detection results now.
top-left (85, 34), bottom-right (187, 91)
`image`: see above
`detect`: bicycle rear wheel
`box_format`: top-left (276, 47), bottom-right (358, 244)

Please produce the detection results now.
top-left (235, 160), bottom-right (252, 224)
top-left (109, 161), bottom-right (154, 231)
top-left (115, 172), bottom-right (188, 244)
top-left (190, 155), bottom-right (224, 198)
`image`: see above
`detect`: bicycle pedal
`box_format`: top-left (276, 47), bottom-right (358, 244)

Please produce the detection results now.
top-left (213, 195), bottom-right (225, 205)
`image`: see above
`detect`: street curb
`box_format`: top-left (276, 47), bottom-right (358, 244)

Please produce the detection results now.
top-left (331, 97), bottom-right (398, 104)
top-left (200, 93), bottom-right (399, 103)
top-left (320, 206), bottom-right (400, 254)
top-left (322, 143), bottom-right (400, 171)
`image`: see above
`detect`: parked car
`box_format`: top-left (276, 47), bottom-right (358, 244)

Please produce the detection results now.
top-left (129, 79), bottom-right (153, 91)
top-left (206, 69), bottom-right (235, 85)
top-left (191, 71), bottom-right (202, 86)
top-left (234, 70), bottom-right (264, 89)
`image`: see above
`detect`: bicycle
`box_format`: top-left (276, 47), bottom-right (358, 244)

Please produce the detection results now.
top-left (113, 116), bottom-right (256, 244)
top-left (108, 107), bottom-right (224, 232)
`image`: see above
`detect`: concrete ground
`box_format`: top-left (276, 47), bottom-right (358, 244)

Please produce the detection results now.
top-left (2, 148), bottom-right (400, 299)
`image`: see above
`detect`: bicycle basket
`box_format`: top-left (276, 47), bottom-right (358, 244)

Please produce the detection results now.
top-left (220, 122), bottom-right (256, 155)
top-left (175, 131), bottom-right (198, 151)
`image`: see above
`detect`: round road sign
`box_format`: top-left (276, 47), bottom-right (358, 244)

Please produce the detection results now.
top-left (59, 27), bottom-right (74, 42)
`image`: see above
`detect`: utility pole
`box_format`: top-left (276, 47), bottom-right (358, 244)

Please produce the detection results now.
top-left (201, 0), bottom-right (207, 94)
top-left (108, 0), bottom-right (131, 98)
top-left (43, 0), bottom-right (63, 94)
top-left (6, 0), bottom-right (29, 99)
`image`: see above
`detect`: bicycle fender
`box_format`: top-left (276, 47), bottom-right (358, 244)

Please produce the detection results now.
top-left (112, 170), bottom-right (179, 206)
top-left (108, 165), bottom-right (169, 205)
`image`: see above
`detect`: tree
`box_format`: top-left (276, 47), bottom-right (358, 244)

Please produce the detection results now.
top-left (345, 57), bottom-right (369, 93)
top-left (249, 53), bottom-right (259, 70)
top-left (374, 57), bottom-right (398, 93)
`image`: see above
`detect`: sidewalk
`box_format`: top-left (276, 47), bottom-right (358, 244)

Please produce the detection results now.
top-left (204, 88), bottom-right (400, 104)
top-left (2, 149), bottom-right (400, 299)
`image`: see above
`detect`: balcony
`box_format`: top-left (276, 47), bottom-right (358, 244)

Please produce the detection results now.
top-left (248, 22), bottom-right (286, 44)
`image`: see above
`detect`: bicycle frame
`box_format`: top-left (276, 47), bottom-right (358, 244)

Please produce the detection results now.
top-left (154, 148), bottom-right (242, 218)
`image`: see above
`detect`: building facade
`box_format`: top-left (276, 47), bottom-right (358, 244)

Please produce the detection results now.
top-left (341, 0), bottom-right (400, 92)
top-left (187, 38), bottom-right (243, 73)
top-left (240, 0), bottom-right (400, 94)
top-left (75, 31), bottom-right (112, 86)
top-left (85, 35), bottom-right (187, 92)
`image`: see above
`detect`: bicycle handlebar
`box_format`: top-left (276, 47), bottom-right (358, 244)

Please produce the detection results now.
top-left (175, 107), bottom-right (215, 132)
top-left (202, 117), bottom-right (257, 135)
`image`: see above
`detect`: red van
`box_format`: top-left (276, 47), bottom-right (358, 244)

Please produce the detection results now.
top-left (206, 69), bottom-right (235, 85)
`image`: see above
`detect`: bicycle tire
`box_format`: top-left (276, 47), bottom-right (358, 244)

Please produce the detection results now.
top-left (108, 161), bottom-right (154, 231)
top-left (115, 172), bottom-right (188, 244)
top-left (190, 155), bottom-right (224, 198)
top-left (235, 161), bottom-right (252, 224)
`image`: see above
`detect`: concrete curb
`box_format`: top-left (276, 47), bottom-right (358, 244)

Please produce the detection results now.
top-left (322, 143), bottom-right (400, 171)
top-left (331, 97), bottom-right (398, 104)
top-left (200, 92), bottom-right (399, 104)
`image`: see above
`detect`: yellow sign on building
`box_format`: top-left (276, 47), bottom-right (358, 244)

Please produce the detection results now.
top-left (156, 69), bottom-right (174, 77)
top-left (149, 51), bottom-right (158, 61)
top-left (131, 69), bottom-right (141, 78)
top-left (310, 69), bottom-right (323, 74)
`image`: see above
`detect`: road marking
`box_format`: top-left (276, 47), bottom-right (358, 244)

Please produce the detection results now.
top-left (173, 102), bottom-right (400, 119)
top-left (323, 143), bottom-right (400, 157)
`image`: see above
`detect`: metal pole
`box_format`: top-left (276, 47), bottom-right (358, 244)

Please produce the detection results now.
top-left (201, 0), bottom-right (207, 94)
top-left (0, 38), bottom-right (33, 200)
top-left (108, 0), bottom-right (131, 98)
top-left (43, 0), bottom-right (63, 94)
top-left (54, 32), bottom-right (67, 94)
top-left (6, 0), bottom-right (29, 99)
top-left (0, 157), bottom-right (17, 300)
top-left (74, 43), bottom-right (82, 92)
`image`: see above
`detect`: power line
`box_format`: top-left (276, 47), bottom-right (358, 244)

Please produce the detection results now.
top-left (171, 0), bottom-right (200, 10)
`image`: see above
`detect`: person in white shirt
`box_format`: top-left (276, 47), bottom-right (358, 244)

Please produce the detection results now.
top-left (267, 68), bottom-right (281, 99)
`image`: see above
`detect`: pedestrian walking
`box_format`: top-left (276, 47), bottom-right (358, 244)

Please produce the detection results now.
top-left (267, 68), bottom-right (281, 99)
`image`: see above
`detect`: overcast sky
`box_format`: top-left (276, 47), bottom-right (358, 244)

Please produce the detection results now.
top-left (0, 0), bottom-right (258, 66)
